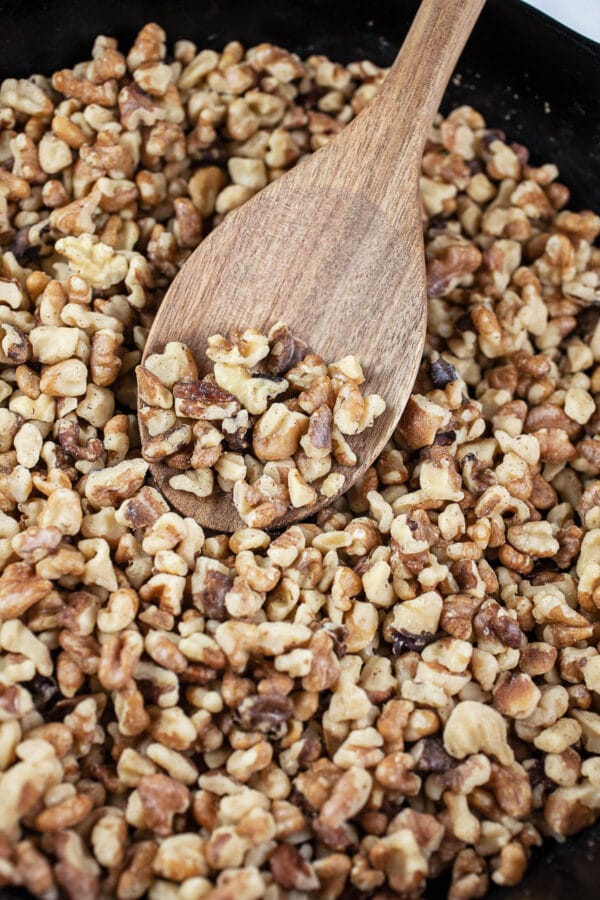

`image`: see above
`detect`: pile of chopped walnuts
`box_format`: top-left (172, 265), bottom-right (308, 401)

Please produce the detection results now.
top-left (0, 21), bottom-right (600, 900)
top-left (138, 325), bottom-right (385, 526)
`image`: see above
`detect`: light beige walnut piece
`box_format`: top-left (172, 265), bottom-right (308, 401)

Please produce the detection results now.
top-left (443, 701), bottom-right (514, 765)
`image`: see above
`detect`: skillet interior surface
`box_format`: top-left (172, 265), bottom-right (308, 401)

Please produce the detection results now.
top-left (0, 0), bottom-right (599, 897)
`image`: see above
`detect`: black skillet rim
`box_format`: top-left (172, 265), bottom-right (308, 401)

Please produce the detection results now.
top-left (0, 1), bottom-right (598, 897)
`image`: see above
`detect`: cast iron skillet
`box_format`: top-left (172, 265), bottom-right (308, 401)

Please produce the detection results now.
top-left (0, 1), bottom-right (599, 897)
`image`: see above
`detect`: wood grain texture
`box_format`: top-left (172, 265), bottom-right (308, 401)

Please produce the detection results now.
top-left (140, 0), bottom-right (485, 532)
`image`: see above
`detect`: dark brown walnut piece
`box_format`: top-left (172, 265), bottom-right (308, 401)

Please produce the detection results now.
top-left (56, 420), bottom-right (104, 461)
top-left (25, 675), bottom-right (60, 713)
top-left (412, 737), bottom-right (454, 773)
top-left (430, 356), bottom-right (459, 388)
top-left (473, 600), bottom-right (523, 649)
top-left (266, 323), bottom-right (307, 375)
top-left (236, 692), bottom-right (294, 737)
top-left (391, 628), bottom-right (442, 655)
top-left (193, 569), bottom-right (233, 620)
top-left (269, 843), bottom-right (319, 891)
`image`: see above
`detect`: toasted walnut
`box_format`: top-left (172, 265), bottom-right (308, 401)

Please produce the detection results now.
top-left (90, 330), bottom-right (123, 387)
top-left (169, 468), bottom-right (214, 497)
top-left (53, 68), bottom-right (117, 107)
top-left (266, 322), bottom-right (306, 375)
top-left (191, 422), bottom-right (223, 468)
top-left (172, 378), bottom-right (240, 420)
top-left (56, 235), bottom-right (128, 289)
top-left (233, 476), bottom-right (288, 527)
top-left (301, 404), bottom-right (333, 458)
top-left (493, 672), bottom-right (541, 719)
top-left (0, 562), bottom-right (52, 618)
top-left (214, 363), bottom-right (288, 415)
top-left (118, 83), bottom-right (166, 130)
top-left (334, 381), bottom-right (385, 435)
top-left (252, 404), bottom-right (308, 460)
top-left (1, 77), bottom-right (53, 115)
top-left (142, 423), bottom-right (192, 462)
top-left (443, 701), bottom-right (514, 765)
top-left (50, 185), bottom-right (100, 236)
top-left (288, 468), bottom-right (318, 508)
top-left (85, 459), bottom-right (148, 508)
top-left (397, 394), bottom-right (451, 449)
top-left (207, 329), bottom-right (270, 368)
top-left (188, 166), bottom-right (228, 217)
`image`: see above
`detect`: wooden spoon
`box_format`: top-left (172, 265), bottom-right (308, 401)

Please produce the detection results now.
top-left (140, 0), bottom-right (485, 532)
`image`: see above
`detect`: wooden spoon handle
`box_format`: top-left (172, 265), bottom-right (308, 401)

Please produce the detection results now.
top-left (336, 0), bottom-right (485, 217)
top-left (378, 0), bottom-right (485, 138)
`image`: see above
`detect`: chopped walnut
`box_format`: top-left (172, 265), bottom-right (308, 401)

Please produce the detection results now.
top-left (140, 325), bottom-right (384, 525)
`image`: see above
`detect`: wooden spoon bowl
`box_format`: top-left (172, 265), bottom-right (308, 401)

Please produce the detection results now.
top-left (140, 0), bottom-right (484, 532)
